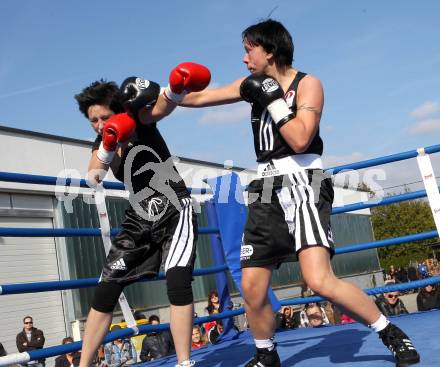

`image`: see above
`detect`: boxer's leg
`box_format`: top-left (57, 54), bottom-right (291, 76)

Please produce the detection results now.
top-left (160, 197), bottom-right (198, 366)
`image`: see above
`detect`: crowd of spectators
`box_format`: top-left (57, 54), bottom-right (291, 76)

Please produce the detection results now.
top-left (4, 268), bottom-right (439, 366)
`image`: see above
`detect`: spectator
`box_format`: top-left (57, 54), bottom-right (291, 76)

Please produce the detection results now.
top-left (388, 265), bottom-right (397, 281)
top-left (375, 286), bottom-right (409, 317)
top-left (300, 303), bottom-right (330, 328)
top-left (301, 304), bottom-right (328, 328)
top-left (396, 267), bottom-right (408, 284)
top-left (417, 262), bottom-right (429, 279)
top-left (417, 283), bottom-right (440, 312)
top-left (104, 325), bottom-right (137, 366)
top-left (139, 315), bottom-right (174, 362)
top-left (55, 337), bottom-right (81, 367)
top-left (203, 290), bottom-right (221, 334)
top-left (340, 314), bottom-right (356, 324)
top-left (0, 342), bottom-right (6, 357)
top-left (300, 283), bottom-right (313, 298)
top-left (321, 302), bottom-right (340, 324)
top-left (133, 310), bottom-right (146, 321)
top-left (407, 265), bottom-right (418, 281)
top-left (16, 316), bottom-right (45, 367)
top-left (207, 320), bottom-right (224, 344)
top-left (205, 290), bottom-right (221, 315)
top-left (92, 345), bottom-right (106, 367)
top-left (275, 306), bottom-right (296, 329)
top-left (191, 326), bottom-right (207, 349)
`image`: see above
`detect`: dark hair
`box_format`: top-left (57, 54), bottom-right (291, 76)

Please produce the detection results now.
top-left (206, 290), bottom-right (221, 315)
top-left (305, 304), bottom-right (322, 316)
top-left (148, 315), bottom-right (160, 324)
top-left (242, 19), bottom-right (294, 68)
top-left (23, 316), bottom-right (33, 323)
top-left (62, 337), bottom-right (74, 344)
top-left (74, 79), bottom-right (125, 118)
top-left (133, 310), bottom-right (146, 320)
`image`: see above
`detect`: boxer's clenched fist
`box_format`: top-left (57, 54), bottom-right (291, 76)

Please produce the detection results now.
top-left (164, 62), bottom-right (211, 104)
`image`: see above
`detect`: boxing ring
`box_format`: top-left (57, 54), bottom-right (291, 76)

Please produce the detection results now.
top-left (1, 144), bottom-right (440, 366)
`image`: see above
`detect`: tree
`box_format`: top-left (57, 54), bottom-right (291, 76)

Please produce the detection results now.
top-left (371, 198), bottom-right (438, 270)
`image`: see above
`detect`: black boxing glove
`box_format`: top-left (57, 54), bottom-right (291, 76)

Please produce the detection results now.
top-left (240, 74), bottom-right (293, 128)
top-left (120, 77), bottom-right (161, 116)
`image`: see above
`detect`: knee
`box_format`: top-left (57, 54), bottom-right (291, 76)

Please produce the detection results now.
top-left (166, 267), bottom-right (193, 306)
top-left (242, 279), bottom-right (266, 308)
top-left (92, 281), bottom-right (124, 313)
top-left (304, 274), bottom-right (336, 297)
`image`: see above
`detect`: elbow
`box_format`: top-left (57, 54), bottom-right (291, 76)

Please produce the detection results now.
top-left (291, 139), bottom-right (310, 153)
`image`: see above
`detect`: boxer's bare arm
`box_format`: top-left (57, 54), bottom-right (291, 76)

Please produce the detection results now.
top-left (179, 78), bottom-right (245, 107)
top-left (138, 93), bottom-right (177, 124)
top-left (138, 63), bottom-right (217, 123)
top-left (87, 147), bottom-right (124, 186)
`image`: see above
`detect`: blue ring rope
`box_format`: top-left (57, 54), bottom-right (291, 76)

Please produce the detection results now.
top-left (326, 143), bottom-right (440, 174)
top-left (22, 276), bottom-right (440, 363)
top-left (335, 230), bottom-right (438, 254)
top-left (0, 143), bottom-right (439, 190)
top-left (0, 171), bottom-right (211, 194)
top-left (0, 183), bottom-right (436, 238)
top-left (332, 186), bottom-right (439, 214)
top-left (0, 264), bottom-right (228, 295)
top-left (280, 275), bottom-right (440, 306)
top-left (1, 230), bottom-right (437, 295)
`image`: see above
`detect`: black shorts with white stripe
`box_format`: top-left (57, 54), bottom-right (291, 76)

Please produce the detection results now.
top-left (241, 169), bottom-right (334, 268)
top-left (100, 195), bottom-right (197, 284)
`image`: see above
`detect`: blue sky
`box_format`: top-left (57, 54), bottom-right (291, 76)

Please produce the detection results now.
top-left (1, 0), bottom-right (439, 192)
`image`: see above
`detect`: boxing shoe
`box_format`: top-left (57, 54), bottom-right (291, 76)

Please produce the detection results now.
top-left (245, 345), bottom-right (281, 367)
top-left (379, 323), bottom-right (420, 366)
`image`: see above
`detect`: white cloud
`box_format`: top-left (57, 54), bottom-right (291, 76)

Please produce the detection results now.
top-left (198, 103), bottom-right (250, 125)
top-left (407, 119), bottom-right (440, 135)
top-left (410, 101), bottom-right (440, 120)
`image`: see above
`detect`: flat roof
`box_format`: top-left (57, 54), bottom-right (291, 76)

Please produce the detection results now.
top-left (0, 124), bottom-right (249, 171)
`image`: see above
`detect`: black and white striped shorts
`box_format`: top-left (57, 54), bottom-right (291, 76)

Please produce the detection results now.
top-left (100, 196), bottom-right (197, 284)
top-left (241, 169), bottom-right (334, 268)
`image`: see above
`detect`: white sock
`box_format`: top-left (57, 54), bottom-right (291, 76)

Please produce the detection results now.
top-left (369, 314), bottom-right (390, 332)
top-left (255, 338), bottom-right (274, 351)
top-left (176, 360), bottom-right (195, 367)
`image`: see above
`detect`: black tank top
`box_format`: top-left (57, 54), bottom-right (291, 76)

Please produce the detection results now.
top-left (92, 121), bottom-right (189, 198)
top-left (251, 71), bottom-right (323, 163)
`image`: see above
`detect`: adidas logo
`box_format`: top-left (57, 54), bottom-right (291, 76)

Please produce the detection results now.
top-left (110, 258), bottom-right (127, 271)
top-left (261, 162), bottom-right (279, 177)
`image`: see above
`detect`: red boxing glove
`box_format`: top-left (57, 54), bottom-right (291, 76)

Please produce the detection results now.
top-left (164, 62), bottom-right (211, 104)
top-left (96, 113), bottom-right (135, 164)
